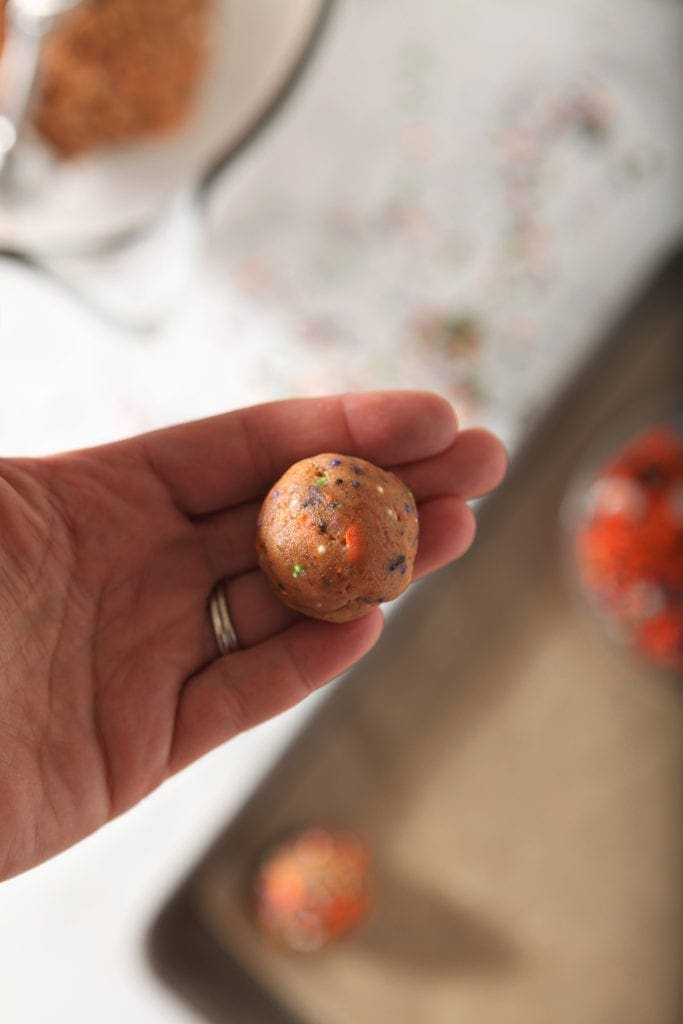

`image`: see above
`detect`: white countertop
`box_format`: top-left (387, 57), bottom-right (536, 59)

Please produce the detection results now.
top-left (1, 1), bottom-right (682, 1020)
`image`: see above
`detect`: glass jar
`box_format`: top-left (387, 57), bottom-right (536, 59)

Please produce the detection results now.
top-left (563, 412), bottom-right (683, 675)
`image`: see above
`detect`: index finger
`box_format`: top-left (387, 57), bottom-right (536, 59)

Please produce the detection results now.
top-left (130, 391), bottom-right (459, 515)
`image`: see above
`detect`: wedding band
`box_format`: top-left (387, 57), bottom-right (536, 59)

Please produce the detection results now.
top-left (208, 580), bottom-right (239, 656)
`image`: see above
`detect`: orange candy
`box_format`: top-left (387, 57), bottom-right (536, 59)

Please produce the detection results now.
top-left (573, 423), bottom-right (683, 672)
top-left (253, 827), bottom-right (371, 953)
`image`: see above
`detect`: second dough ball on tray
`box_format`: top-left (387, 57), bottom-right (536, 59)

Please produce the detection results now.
top-left (256, 453), bottom-right (419, 623)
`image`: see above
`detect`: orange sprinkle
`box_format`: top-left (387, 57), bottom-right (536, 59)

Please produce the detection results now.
top-left (343, 524), bottom-right (365, 562)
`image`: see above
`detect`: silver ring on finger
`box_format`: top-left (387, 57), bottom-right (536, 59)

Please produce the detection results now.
top-left (208, 579), bottom-right (239, 656)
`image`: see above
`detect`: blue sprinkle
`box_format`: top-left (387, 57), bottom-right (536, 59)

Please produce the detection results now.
top-left (330, 458), bottom-right (342, 466)
top-left (272, 489), bottom-right (280, 499)
top-left (404, 503), bottom-right (412, 514)
top-left (351, 480), bottom-right (360, 488)
top-left (353, 465), bottom-right (363, 474)
top-left (400, 563), bottom-right (408, 575)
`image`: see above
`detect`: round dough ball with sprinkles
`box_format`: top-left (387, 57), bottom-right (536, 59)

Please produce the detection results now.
top-left (253, 827), bottom-right (371, 953)
top-left (256, 453), bottom-right (419, 623)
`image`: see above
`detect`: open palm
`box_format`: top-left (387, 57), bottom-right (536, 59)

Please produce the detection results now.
top-left (0, 391), bottom-right (506, 881)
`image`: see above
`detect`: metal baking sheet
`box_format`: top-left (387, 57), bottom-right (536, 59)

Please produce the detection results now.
top-left (149, 252), bottom-right (683, 1024)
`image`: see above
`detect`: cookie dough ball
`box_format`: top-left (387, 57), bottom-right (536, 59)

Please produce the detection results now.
top-left (256, 454), bottom-right (419, 623)
top-left (253, 827), bottom-right (371, 953)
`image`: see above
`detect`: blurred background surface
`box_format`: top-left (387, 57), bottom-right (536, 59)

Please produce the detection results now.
top-left (0, 1), bottom-right (681, 1021)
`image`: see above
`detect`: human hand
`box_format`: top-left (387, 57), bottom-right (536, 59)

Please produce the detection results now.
top-left (0, 391), bottom-right (506, 880)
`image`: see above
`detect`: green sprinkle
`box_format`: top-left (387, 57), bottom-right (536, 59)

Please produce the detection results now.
top-left (314, 475), bottom-right (328, 486)
top-left (407, 490), bottom-right (414, 500)
top-left (292, 563), bottom-right (305, 578)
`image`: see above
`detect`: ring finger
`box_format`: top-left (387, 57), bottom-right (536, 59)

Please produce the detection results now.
top-left (202, 490), bottom-right (475, 664)
top-left (202, 569), bottom-right (300, 663)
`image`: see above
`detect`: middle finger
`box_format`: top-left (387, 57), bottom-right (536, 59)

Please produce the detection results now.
top-left (195, 429), bottom-right (502, 579)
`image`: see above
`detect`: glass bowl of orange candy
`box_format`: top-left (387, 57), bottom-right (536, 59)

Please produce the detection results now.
top-left (566, 418), bottom-right (683, 674)
top-left (252, 826), bottom-right (371, 954)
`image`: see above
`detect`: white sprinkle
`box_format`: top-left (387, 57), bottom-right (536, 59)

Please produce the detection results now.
top-left (289, 496), bottom-right (299, 510)
top-left (317, 544), bottom-right (327, 554)
top-left (386, 507), bottom-right (397, 518)
top-left (376, 485), bottom-right (384, 493)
